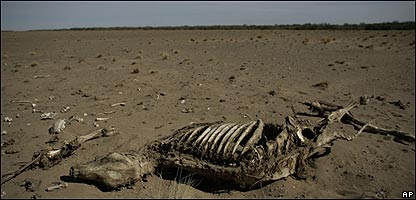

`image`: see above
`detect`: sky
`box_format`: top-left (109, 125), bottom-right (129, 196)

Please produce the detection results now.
top-left (1, 1), bottom-right (415, 31)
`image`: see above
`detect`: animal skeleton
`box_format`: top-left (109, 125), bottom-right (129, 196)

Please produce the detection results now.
top-left (69, 100), bottom-right (415, 191)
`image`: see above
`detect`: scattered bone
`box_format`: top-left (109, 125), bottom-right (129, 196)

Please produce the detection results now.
top-left (45, 182), bottom-right (68, 192)
top-left (1, 191), bottom-right (5, 198)
top-left (4, 117), bottom-right (12, 122)
top-left (96, 111), bottom-right (116, 116)
top-left (33, 75), bottom-right (50, 79)
top-left (95, 117), bottom-right (109, 121)
top-left (1, 127), bottom-right (119, 185)
top-left (83, 113), bottom-right (88, 117)
top-left (1, 130), bottom-right (7, 135)
top-left (301, 101), bottom-right (414, 142)
top-left (111, 102), bottom-right (126, 107)
top-left (181, 108), bottom-right (193, 113)
top-left (32, 109), bottom-right (43, 114)
top-left (68, 115), bottom-right (84, 123)
top-left (48, 119), bottom-right (66, 134)
top-left (60, 106), bottom-right (71, 113)
top-left (41, 112), bottom-right (57, 120)
top-left (93, 122), bottom-right (99, 127)
top-left (11, 100), bottom-right (37, 108)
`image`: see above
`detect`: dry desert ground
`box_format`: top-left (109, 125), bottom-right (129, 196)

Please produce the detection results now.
top-left (1, 29), bottom-right (415, 198)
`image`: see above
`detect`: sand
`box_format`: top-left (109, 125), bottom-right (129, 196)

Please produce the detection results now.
top-left (1, 29), bottom-right (415, 198)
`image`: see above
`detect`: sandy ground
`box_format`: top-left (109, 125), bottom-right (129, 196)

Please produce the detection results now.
top-left (1, 29), bottom-right (415, 199)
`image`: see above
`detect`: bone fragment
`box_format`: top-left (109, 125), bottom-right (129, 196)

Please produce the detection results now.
top-left (33, 75), bottom-right (50, 79)
top-left (95, 117), bottom-right (110, 121)
top-left (49, 119), bottom-right (66, 134)
top-left (1, 128), bottom-right (118, 185)
top-left (45, 182), bottom-right (68, 192)
top-left (111, 102), bottom-right (126, 107)
top-left (41, 112), bottom-right (57, 120)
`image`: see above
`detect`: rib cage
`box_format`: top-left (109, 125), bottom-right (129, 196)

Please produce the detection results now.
top-left (161, 120), bottom-right (266, 163)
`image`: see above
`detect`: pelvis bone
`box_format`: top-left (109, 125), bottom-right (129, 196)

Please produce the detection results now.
top-left (69, 101), bottom-right (415, 191)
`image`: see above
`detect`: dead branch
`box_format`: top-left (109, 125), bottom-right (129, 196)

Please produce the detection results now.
top-left (1, 127), bottom-right (118, 185)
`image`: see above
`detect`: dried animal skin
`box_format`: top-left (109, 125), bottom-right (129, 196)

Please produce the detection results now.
top-left (69, 118), bottom-right (320, 190)
top-left (69, 101), bottom-right (415, 191)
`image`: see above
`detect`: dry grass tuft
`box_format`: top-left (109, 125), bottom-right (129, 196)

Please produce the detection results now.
top-left (156, 168), bottom-right (200, 199)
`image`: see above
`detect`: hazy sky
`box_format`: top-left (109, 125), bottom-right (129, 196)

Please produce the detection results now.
top-left (1, 1), bottom-right (415, 31)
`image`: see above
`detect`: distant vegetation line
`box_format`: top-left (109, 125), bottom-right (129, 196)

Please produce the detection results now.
top-left (3, 21), bottom-right (415, 32)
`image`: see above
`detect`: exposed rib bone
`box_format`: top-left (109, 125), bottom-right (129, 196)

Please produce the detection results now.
top-left (240, 119), bottom-right (265, 156)
top-left (231, 120), bottom-right (259, 156)
top-left (216, 123), bottom-right (244, 157)
top-left (222, 121), bottom-right (254, 158)
top-left (202, 123), bottom-right (233, 154)
top-left (194, 124), bottom-right (219, 147)
top-left (162, 128), bottom-right (191, 144)
top-left (198, 125), bottom-right (222, 150)
top-left (210, 123), bottom-right (239, 157)
top-left (177, 126), bottom-right (203, 144)
top-left (180, 126), bottom-right (207, 145)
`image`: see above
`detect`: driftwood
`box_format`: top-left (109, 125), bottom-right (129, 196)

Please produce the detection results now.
top-left (1, 128), bottom-right (118, 185)
top-left (68, 100), bottom-right (414, 191)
